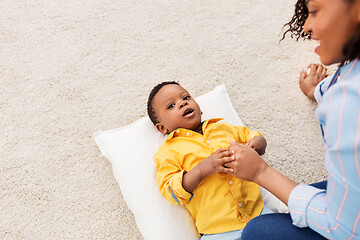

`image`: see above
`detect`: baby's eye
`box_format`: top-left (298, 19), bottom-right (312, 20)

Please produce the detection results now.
top-left (167, 103), bottom-right (175, 109)
top-left (183, 96), bottom-right (190, 100)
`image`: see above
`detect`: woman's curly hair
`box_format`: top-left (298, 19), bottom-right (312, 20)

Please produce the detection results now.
top-left (281, 0), bottom-right (310, 41)
top-left (281, 0), bottom-right (360, 64)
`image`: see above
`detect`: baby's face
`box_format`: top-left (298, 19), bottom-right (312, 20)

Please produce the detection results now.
top-left (152, 84), bottom-right (202, 134)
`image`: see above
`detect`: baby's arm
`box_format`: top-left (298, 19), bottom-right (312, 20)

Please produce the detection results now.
top-left (299, 64), bottom-right (328, 100)
top-left (234, 124), bottom-right (266, 155)
top-left (246, 135), bottom-right (267, 155)
top-left (182, 148), bottom-right (234, 193)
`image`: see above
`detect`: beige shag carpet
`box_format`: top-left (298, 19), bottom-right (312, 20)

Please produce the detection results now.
top-left (1, 0), bottom-right (331, 239)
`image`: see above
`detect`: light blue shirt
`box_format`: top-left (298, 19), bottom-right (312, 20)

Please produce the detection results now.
top-left (288, 59), bottom-right (360, 240)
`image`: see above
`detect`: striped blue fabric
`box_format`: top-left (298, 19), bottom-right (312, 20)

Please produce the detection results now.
top-left (288, 59), bottom-right (360, 240)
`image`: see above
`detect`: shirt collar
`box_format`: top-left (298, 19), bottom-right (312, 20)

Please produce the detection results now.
top-left (166, 118), bottom-right (223, 140)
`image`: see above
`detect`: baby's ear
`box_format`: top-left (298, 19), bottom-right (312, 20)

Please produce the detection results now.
top-left (156, 123), bottom-right (170, 135)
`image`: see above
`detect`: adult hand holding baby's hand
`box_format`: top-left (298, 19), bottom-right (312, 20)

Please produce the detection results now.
top-left (225, 141), bottom-right (269, 183)
top-left (183, 148), bottom-right (235, 193)
top-left (199, 148), bottom-right (235, 177)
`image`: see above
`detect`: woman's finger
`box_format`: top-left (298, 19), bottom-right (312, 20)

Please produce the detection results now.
top-left (322, 67), bottom-right (327, 77)
top-left (309, 64), bottom-right (317, 75)
top-left (316, 64), bottom-right (324, 75)
top-left (300, 70), bottom-right (307, 81)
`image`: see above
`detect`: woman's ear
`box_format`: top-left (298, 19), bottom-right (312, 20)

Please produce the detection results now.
top-left (156, 123), bottom-right (170, 135)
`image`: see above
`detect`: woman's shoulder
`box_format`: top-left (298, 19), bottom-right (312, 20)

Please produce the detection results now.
top-left (340, 58), bottom-right (360, 81)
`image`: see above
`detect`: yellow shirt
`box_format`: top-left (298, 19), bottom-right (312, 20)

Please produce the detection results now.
top-left (153, 118), bottom-right (264, 235)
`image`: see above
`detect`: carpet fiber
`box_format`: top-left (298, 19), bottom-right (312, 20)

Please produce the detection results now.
top-left (1, 0), bottom-right (329, 239)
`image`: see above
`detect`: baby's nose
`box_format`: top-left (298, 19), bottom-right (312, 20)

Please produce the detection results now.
top-left (179, 101), bottom-right (187, 108)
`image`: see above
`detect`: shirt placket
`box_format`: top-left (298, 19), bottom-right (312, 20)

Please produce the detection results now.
top-left (203, 131), bottom-right (250, 222)
top-left (227, 176), bottom-right (250, 222)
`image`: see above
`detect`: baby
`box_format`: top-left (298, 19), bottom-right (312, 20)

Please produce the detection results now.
top-left (147, 81), bottom-right (268, 239)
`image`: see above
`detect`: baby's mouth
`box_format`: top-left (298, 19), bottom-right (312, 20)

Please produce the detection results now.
top-left (183, 108), bottom-right (194, 117)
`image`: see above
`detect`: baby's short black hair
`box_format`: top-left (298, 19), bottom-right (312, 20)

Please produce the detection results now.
top-left (147, 81), bottom-right (180, 125)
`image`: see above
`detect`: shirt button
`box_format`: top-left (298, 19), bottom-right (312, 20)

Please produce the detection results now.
top-left (206, 140), bottom-right (210, 144)
top-left (238, 203), bottom-right (242, 207)
top-left (229, 181), bottom-right (233, 185)
top-left (186, 132), bottom-right (190, 136)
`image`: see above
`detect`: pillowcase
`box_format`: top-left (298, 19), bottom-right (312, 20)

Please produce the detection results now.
top-left (94, 85), bottom-right (286, 240)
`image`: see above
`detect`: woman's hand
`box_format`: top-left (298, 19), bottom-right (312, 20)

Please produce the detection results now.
top-left (224, 141), bottom-right (268, 183)
top-left (225, 141), bottom-right (298, 205)
top-left (300, 64), bottom-right (328, 100)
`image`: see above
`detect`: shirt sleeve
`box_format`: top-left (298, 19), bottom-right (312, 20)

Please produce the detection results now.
top-left (153, 151), bottom-right (193, 206)
top-left (233, 125), bottom-right (261, 143)
top-left (289, 73), bottom-right (360, 239)
top-left (314, 75), bottom-right (333, 103)
top-left (288, 184), bottom-right (327, 228)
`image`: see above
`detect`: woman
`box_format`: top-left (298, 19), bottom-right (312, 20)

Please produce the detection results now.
top-left (225, 0), bottom-right (360, 239)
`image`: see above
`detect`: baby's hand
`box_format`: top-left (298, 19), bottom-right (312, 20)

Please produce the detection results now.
top-left (245, 136), bottom-right (267, 155)
top-left (200, 148), bottom-right (235, 177)
top-left (300, 64), bottom-right (328, 100)
top-left (245, 141), bottom-right (256, 149)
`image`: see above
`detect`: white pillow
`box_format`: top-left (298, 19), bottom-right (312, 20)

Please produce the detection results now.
top-left (94, 85), bottom-right (286, 240)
